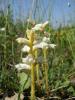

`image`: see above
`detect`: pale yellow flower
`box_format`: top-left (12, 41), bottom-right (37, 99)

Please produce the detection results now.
top-left (16, 37), bottom-right (30, 45)
top-left (22, 54), bottom-right (35, 64)
top-left (33, 42), bottom-right (48, 49)
top-left (42, 37), bottom-right (50, 43)
top-left (32, 23), bottom-right (43, 31)
top-left (32, 21), bottom-right (49, 31)
top-left (49, 44), bottom-right (56, 48)
top-left (21, 45), bottom-right (30, 52)
top-left (15, 63), bottom-right (31, 71)
top-left (33, 41), bottom-right (56, 49)
top-left (42, 21), bottom-right (49, 28)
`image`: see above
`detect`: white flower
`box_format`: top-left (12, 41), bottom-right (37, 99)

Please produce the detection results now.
top-left (0, 27), bottom-right (5, 31)
top-left (22, 54), bottom-right (35, 64)
top-left (21, 45), bottom-right (30, 52)
top-left (33, 42), bottom-right (48, 49)
top-left (33, 41), bottom-right (56, 49)
top-left (42, 37), bottom-right (50, 43)
top-left (49, 44), bottom-right (56, 48)
top-left (16, 37), bottom-right (30, 44)
top-left (32, 21), bottom-right (49, 31)
top-left (32, 23), bottom-right (43, 31)
top-left (42, 21), bottom-right (49, 28)
top-left (15, 63), bottom-right (31, 71)
top-left (33, 39), bottom-right (41, 45)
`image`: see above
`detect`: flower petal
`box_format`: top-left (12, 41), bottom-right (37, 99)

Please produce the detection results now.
top-left (16, 37), bottom-right (30, 45)
top-left (32, 24), bottom-right (42, 31)
top-left (33, 42), bottom-right (48, 49)
top-left (15, 63), bottom-right (31, 71)
top-left (21, 45), bottom-right (30, 52)
top-left (32, 21), bottom-right (49, 31)
top-left (22, 54), bottom-right (35, 64)
top-left (49, 44), bottom-right (56, 48)
top-left (42, 21), bottom-right (49, 28)
top-left (42, 37), bottom-right (50, 43)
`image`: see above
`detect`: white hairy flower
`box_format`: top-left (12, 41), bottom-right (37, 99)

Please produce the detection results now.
top-left (32, 21), bottom-right (49, 31)
top-left (21, 45), bottom-right (30, 52)
top-left (15, 63), bottom-right (31, 71)
top-left (33, 41), bottom-right (56, 49)
top-left (33, 42), bottom-right (48, 49)
top-left (22, 54), bottom-right (35, 64)
top-left (42, 37), bottom-right (50, 43)
top-left (32, 23), bottom-right (43, 31)
top-left (42, 21), bottom-right (49, 28)
top-left (49, 44), bottom-right (56, 48)
top-left (16, 37), bottom-right (30, 44)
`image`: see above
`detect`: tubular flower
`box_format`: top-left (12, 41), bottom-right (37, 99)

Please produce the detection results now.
top-left (42, 21), bottom-right (49, 28)
top-left (16, 37), bottom-right (30, 45)
top-left (15, 63), bottom-right (31, 71)
top-left (33, 41), bottom-right (56, 50)
top-left (33, 42), bottom-right (48, 49)
top-left (32, 24), bottom-right (43, 31)
top-left (49, 44), bottom-right (56, 49)
top-left (22, 54), bottom-right (35, 65)
top-left (21, 45), bottom-right (30, 53)
top-left (32, 21), bottom-right (49, 31)
top-left (42, 37), bottom-right (50, 43)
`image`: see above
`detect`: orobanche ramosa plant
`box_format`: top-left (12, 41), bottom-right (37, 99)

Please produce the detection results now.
top-left (15, 21), bottom-right (56, 100)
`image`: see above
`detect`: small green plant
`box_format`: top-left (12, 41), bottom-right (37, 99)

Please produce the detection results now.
top-left (15, 21), bottom-right (56, 99)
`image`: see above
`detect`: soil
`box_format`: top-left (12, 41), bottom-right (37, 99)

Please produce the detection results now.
top-left (0, 88), bottom-right (75, 100)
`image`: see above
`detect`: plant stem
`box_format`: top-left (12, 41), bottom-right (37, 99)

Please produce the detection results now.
top-left (35, 50), bottom-right (39, 84)
top-left (30, 37), bottom-right (35, 100)
top-left (43, 48), bottom-right (49, 93)
top-left (31, 63), bottom-right (35, 100)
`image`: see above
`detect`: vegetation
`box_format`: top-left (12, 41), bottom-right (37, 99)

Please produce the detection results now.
top-left (0, 6), bottom-right (75, 100)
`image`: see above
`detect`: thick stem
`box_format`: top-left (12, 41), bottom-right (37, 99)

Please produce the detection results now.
top-left (43, 48), bottom-right (49, 93)
top-left (35, 50), bottom-right (39, 84)
top-left (31, 64), bottom-right (35, 100)
top-left (30, 39), bottom-right (35, 100)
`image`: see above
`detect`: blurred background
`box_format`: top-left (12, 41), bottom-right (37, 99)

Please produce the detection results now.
top-left (0, 0), bottom-right (75, 28)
